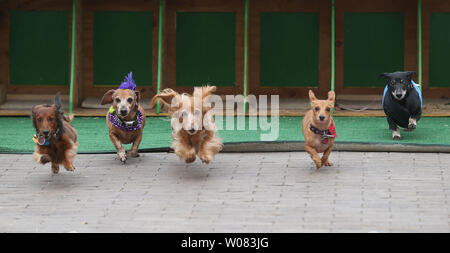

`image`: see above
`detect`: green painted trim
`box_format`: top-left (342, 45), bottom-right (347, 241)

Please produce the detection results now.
top-left (157, 0), bottom-right (164, 114)
top-left (418, 0), bottom-right (422, 90)
top-left (69, 0), bottom-right (76, 114)
top-left (243, 0), bottom-right (248, 113)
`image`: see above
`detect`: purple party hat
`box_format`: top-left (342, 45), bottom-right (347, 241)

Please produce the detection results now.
top-left (118, 72), bottom-right (136, 90)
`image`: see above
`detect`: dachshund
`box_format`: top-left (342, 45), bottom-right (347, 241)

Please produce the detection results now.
top-left (101, 72), bottom-right (146, 163)
top-left (32, 92), bottom-right (79, 174)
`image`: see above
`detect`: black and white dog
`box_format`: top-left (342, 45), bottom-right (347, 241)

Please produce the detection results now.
top-left (380, 71), bottom-right (422, 140)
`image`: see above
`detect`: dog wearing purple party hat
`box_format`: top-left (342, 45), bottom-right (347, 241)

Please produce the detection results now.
top-left (100, 72), bottom-right (146, 163)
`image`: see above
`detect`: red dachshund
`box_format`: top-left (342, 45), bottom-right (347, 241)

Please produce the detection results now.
top-left (32, 93), bottom-right (79, 173)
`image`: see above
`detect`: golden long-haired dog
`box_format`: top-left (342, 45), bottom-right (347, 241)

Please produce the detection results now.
top-left (151, 86), bottom-right (222, 164)
top-left (302, 90), bottom-right (337, 169)
top-left (32, 92), bottom-right (79, 174)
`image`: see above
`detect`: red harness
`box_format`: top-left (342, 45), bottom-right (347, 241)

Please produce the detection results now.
top-left (309, 121), bottom-right (338, 144)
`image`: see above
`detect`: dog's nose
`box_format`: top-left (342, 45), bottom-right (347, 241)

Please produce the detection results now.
top-left (319, 115), bottom-right (325, 121)
top-left (43, 130), bottom-right (49, 136)
top-left (120, 109), bottom-right (127, 116)
top-left (189, 128), bottom-right (196, 134)
top-left (395, 91), bottom-right (403, 98)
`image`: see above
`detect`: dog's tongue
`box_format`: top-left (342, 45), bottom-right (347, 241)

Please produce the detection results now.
top-left (38, 136), bottom-right (46, 145)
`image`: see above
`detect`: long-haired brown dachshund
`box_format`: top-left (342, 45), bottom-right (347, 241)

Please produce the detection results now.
top-left (302, 90), bottom-right (337, 169)
top-left (151, 86), bottom-right (222, 164)
top-left (32, 92), bottom-right (79, 174)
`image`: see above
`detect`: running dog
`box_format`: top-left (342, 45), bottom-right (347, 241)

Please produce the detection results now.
top-left (151, 86), bottom-right (222, 164)
top-left (302, 90), bottom-right (337, 169)
top-left (101, 72), bottom-right (146, 163)
top-left (32, 92), bottom-right (79, 174)
top-left (380, 71), bottom-right (422, 140)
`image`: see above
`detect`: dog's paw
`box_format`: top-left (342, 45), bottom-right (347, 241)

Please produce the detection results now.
top-left (199, 153), bottom-right (212, 164)
top-left (65, 165), bottom-right (75, 171)
top-left (118, 149), bottom-right (127, 164)
top-left (314, 160), bottom-right (323, 169)
top-left (322, 160), bottom-right (333, 166)
top-left (185, 154), bottom-right (196, 163)
top-left (128, 150), bottom-right (140, 157)
top-left (40, 155), bottom-right (51, 164)
top-left (392, 135), bottom-right (401, 140)
top-left (51, 165), bottom-right (60, 174)
top-left (407, 123), bottom-right (417, 131)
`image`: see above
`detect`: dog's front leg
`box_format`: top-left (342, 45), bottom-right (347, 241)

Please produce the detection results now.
top-left (198, 131), bottom-right (222, 164)
top-left (109, 132), bottom-right (126, 163)
top-left (128, 134), bottom-right (142, 157)
top-left (305, 145), bottom-right (323, 169)
top-left (51, 162), bottom-right (60, 174)
top-left (321, 139), bottom-right (334, 166)
top-left (172, 134), bottom-right (196, 163)
top-left (387, 116), bottom-right (401, 140)
top-left (407, 112), bottom-right (421, 131)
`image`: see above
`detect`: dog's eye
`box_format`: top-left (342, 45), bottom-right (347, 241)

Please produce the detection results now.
top-left (194, 109), bottom-right (201, 115)
top-left (127, 98), bottom-right (133, 103)
top-left (115, 98), bottom-right (121, 103)
top-left (326, 107), bottom-right (331, 112)
top-left (48, 117), bottom-right (54, 122)
top-left (315, 107), bottom-right (320, 111)
top-left (37, 118), bottom-right (42, 122)
top-left (182, 111), bottom-right (188, 117)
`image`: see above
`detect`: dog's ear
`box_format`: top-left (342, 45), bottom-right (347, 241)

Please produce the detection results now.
top-left (327, 91), bottom-right (335, 104)
top-left (194, 85), bottom-right (217, 101)
top-left (135, 90), bottom-right (141, 104)
top-left (379, 73), bottom-right (391, 80)
top-left (54, 92), bottom-right (64, 114)
top-left (101, 89), bottom-right (116, 105)
top-left (151, 88), bottom-right (179, 108)
top-left (405, 71), bottom-right (416, 79)
top-left (31, 105), bottom-right (37, 127)
top-left (308, 90), bottom-right (317, 103)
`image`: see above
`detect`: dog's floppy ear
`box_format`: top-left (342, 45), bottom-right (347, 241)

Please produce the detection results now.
top-left (327, 91), bottom-right (335, 104)
top-left (379, 72), bottom-right (391, 80)
top-left (54, 92), bottom-right (63, 114)
top-left (101, 89), bottom-right (116, 105)
top-left (308, 90), bottom-right (317, 103)
top-left (405, 71), bottom-right (416, 79)
top-left (150, 88), bottom-right (180, 108)
top-left (31, 105), bottom-right (37, 129)
top-left (135, 90), bottom-right (141, 104)
top-left (194, 85), bottom-right (217, 100)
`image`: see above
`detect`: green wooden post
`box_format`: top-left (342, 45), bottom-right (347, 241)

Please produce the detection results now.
top-left (243, 0), bottom-right (248, 113)
top-left (69, 0), bottom-right (76, 114)
top-left (156, 0), bottom-right (164, 114)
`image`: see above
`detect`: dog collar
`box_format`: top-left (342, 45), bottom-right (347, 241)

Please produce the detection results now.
top-left (309, 121), bottom-right (337, 144)
top-left (108, 107), bottom-right (144, 131)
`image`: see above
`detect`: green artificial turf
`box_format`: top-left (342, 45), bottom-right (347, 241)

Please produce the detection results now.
top-left (0, 116), bottom-right (449, 153)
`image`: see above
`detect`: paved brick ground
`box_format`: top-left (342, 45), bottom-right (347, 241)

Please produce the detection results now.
top-left (0, 151), bottom-right (449, 232)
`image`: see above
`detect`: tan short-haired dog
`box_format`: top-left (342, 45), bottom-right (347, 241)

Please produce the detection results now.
top-left (302, 90), bottom-right (337, 169)
top-left (32, 92), bottom-right (79, 174)
top-left (101, 73), bottom-right (146, 163)
top-left (151, 86), bottom-right (222, 164)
